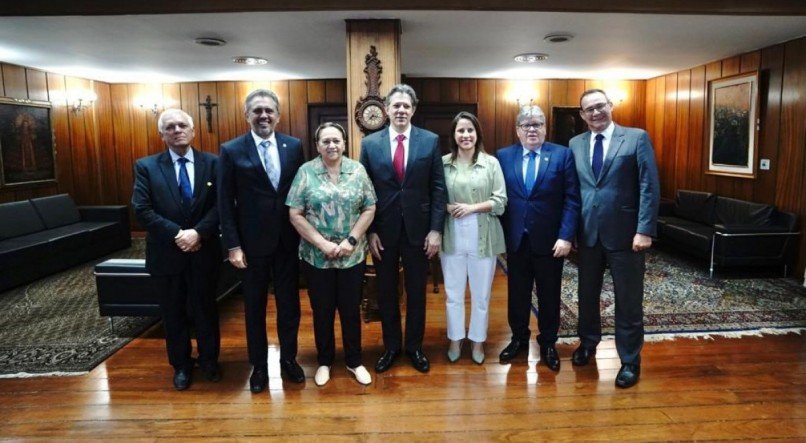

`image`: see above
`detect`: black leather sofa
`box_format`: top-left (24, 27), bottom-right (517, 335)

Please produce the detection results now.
top-left (657, 190), bottom-right (799, 277)
top-left (0, 194), bottom-right (130, 293)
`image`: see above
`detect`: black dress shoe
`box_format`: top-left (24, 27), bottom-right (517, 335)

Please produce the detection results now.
top-left (406, 349), bottom-right (430, 373)
top-left (498, 340), bottom-right (528, 362)
top-left (249, 365), bottom-right (269, 393)
top-left (173, 367), bottom-right (192, 391)
top-left (615, 363), bottom-right (640, 388)
top-left (539, 345), bottom-right (561, 371)
top-left (374, 349), bottom-right (400, 373)
top-left (280, 359), bottom-right (305, 383)
top-left (571, 346), bottom-right (596, 366)
top-left (200, 361), bottom-right (222, 382)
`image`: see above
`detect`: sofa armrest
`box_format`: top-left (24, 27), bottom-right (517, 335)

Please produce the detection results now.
top-left (713, 224), bottom-right (798, 236)
top-left (78, 206), bottom-right (129, 225)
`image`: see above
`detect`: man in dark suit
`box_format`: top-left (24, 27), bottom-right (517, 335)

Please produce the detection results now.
top-left (569, 89), bottom-right (660, 388)
top-left (218, 89), bottom-right (304, 393)
top-left (132, 108), bottom-right (221, 391)
top-left (359, 84), bottom-right (447, 373)
top-left (496, 105), bottom-right (580, 371)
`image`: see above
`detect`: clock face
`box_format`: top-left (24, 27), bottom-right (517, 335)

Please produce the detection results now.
top-left (361, 104), bottom-right (385, 130)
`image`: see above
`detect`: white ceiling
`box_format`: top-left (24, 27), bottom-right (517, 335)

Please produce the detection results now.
top-left (0, 11), bottom-right (804, 83)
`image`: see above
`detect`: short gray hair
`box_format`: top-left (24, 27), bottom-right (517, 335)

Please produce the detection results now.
top-left (516, 105), bottom-right (545, 125)
top-left (244, 89), bottom-right (281, 113)
top-left (157, 109), bottom-right (194, 133)
top-left (385, 83), bottom-right (419, 107)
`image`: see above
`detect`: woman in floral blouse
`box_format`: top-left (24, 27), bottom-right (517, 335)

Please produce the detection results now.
top-left (287, 122), bottom-right (377, 386)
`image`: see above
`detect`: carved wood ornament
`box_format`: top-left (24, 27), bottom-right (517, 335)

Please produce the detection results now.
top-left (354, 46), bottom-right (387, 134)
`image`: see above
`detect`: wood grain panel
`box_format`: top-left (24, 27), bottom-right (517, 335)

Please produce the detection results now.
top-left (0, 64), bottom-right (4, 96)
top-left (45, 73), bottom-right (73, 199)
top-left (440, 79), bottom-right (460, 103)
top-left (754, 45), bottom-right (784, 205)
top-left (215, 81), bottom-right (238, 146)
top-left (494, 79), bottom-right (515, 149)
top-left (65, 76), bottom-right (99, 204)
top-left (196, 82), bottom-right (219, 153)
top-left (288, 80), bottom-right (309, 158)
top-left (25, 69), bottom-right (48, 101)
top-left (721, 56), bottom-right (741, 77)
top-left (1, 64), bottom-right (27, 98)
top-left (270, 80), bottom-right (290, 136)
top-left (775, 37), bottom-right (806, 214)
top-left (661, 74), bottom-right (678, 198)
top-left (567, 79), bottom-right (585, 107)
top-left (128, 84), bottom-right (150, 163)
top-left (674, 71), bottom-right (691, 193)
top-left (687, 66), bottom-right (706, 191)
top-left (652, 75), bottom-right (666, 196)
top-left (740, 51), bottom-right (761, 74)
top-left (701, 61), bottom-right (722, 193)
top-left (477, 79), bottom-right (496, 151)
top-left (232, 82), bottom-right (252, 136)
top-left (458, 79), bottom-right (477, 104)
top-left (110, 84), bottom-right (133, 206)
top-left (421, 78), bottom-right (440, 103)
top-left (325, 79), bottom-right (345, 104)
top-left (307, 80), bottom-right (326, 104)
top-left (645, 78), bottom-right (657, 155)
top-left (93, 81), bottom-right (118, 204)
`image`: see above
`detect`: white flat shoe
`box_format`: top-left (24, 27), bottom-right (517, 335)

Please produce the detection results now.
top-left (314, 365), bottom-right (330, 386)
top-left (346, 365), bottom-right (372, 385)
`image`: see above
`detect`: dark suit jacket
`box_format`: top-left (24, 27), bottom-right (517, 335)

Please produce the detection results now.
top-left (359, 126), bottom-right (447, 246)
top-left (132, 148), bottom-right (221, 276)
top-left (218, 132), bottom-right (303, 257)
top-left (569, 124), bottom-right (661, 250)
top-left (497, 142), bottom-right (580, 254)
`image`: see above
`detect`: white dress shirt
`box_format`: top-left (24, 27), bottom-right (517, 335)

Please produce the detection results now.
top-left (251, 130), bottom-right (280, 178)
top-left (521, 146), bottom-right (542, 183)
top-left (389, 125), bottom-right (412, 168)
top-left (588, 122), bottom-right (616, 164)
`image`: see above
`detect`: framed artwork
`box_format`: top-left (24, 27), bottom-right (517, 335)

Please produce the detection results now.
top-left (0, 97), bottom-right (57, 188)
top-left (550, 106), bottom-right (586, 147)
top-left (706, 72), bottom-right (759, 178)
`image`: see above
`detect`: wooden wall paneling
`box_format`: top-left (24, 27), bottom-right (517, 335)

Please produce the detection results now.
top-left (421, 79), bottom-right (440, 103)
top-left (535, 80), bottom-right (550, 121)
top-left (307, 80), bottom-right (326, 104)
top-left (567, 79), bottom-right (585, 107)
top-left (440, 79), bottom-right (460, 103)
top-left (270, 80), bottom-right (290, 136)
top-left (325, 79), bottom-right (345, 103)
top-left (215, 81), bottom-right (238, 147)
top-left (179, 83), bottom-right (204, 151)
top-left (128, 84), bottom-right (150, 164)
top-left (631, 80), bottom-right (647, 130)
top-left (196, 82), bottom-right (219, 153)
top-left (144, 84), bottom-right (164, 156)
top-left (25, 69), bottom-right (48, 101)
top-left (661, 74), bottom-right (678, 198)
top-left (110, 84), bottom-right (134, 209)
top-left (547, 80), bottom-right (567, 108)
top-left (652, 75), bottom-right (666, 197)
top-left (734, 51), bottom-right (762, 200)
top-left (740, 51), bottom-right (761, 74)
top-left (93, 81), bottom-right (118, 204)
top-left (288, 80), bottom-right (309, 158)
top-left (48, 73), bottom-right (73, 200)
top-left (65, 76), bottom-right (98, 204)
top-left (688, 65), bottom-right (706, 191)
top-left (477, 79), bottom-right (496, 151)
top-left (754, 45), bottom-right (784, 205)
top-left (645, 78), bottom-right (657, 158)
top-left (494, 79), bottom-right (515, 149)
top-left (0, 64), bottom-right (5, 96)
top-left (702, 61), bottom-right (722, 194)
top-left (233, 81), bottom-right (252, 136)
top-left (161, 83), bottom-right (181, 112)
top-left (721, 56), bottom-right (741, 77)
top-left (1, 64), bottom-right (27, 98)
top-left (458, 79), bottom-right (477, 104)
top-left (674, 71), bottom-right (691, 193)
top-left (405, 78), bottom-right (422, 99)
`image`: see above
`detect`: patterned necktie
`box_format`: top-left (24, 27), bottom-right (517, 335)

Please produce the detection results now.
top-left (177, 157), bottom-right (193, 206)
top-left (524, 150), bottom-right (537, 194)
top-left (592, 133), bottom-right (604, 179)
top-left (260, 140), bottom-right (280, 189)
top-left (393, 134), bottom-right (406, 183)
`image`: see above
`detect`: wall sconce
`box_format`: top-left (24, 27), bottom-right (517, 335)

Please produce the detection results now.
top-left (69, 90), bottom-right (97, 113)
top-left (138, 102), bottom-right (162, 116)
top-left (135, 95), bottom-right (164, 116)
top-left (507, 80), bottom-right (537, 109)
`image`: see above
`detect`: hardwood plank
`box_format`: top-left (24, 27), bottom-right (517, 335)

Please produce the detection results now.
top-left (270, 80), bottom-right (290, 135)
top-left (688, 65), bottom-right (706, 191)
top-left (25, 68), bottom-right (48, 101)
top-left (196, 82), bottom-right (219, 153)
top-left (702, 61), bottom-right (722, 194)
top-left (476, 79), bottom-right (496, 151)
top-left (65, 76), bottom-right (99, 204)
top-left (324, 79), bottom-right (346, 104)
top-left (92, 81), bottom-right (118, 204)
top-left (46, 72), bottom-right (75, 199)
top-left (110, 83), bottom-right (134, 211)
top-left (722, 55), bottom-right (741, 77)
top-left (421, 78), bottom-right (440, 103)
top-left (754, 44), bottom-right (784, 205)
top-left (674, 70), bottom-right (691, 192)
top-left (1, 63), bottom-right (27, 98)
top-left (306, 79), bottom-right (326, 104)
top-left (439, 78), bottom-right (460, 103)
top-left (458, 79), bottom-right (477, 104)
top-left (662, 74), bottom-right (677, 199)
top-left (289, 79), bottom-right (309, 158)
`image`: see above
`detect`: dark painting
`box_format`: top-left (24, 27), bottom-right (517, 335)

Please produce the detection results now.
top-left (0, 98), bottom-right (56, 187)
top-left (550, 107), bottom-right (586, 147)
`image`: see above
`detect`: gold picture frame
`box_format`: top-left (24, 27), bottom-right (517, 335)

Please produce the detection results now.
top-left (706, 72), bottom-right (759, 178)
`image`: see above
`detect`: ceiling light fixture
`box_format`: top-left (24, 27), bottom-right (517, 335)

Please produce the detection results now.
top-left (513, 53), bottom-right (549, 63)
top-left (232, 56), bottom-right (268, 66)
top-left (194, 37), bottom-right (227, 47)
top-left (543, 33), bottom-right (574, 43)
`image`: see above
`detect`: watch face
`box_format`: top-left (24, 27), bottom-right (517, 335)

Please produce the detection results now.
top-left (361, 104), bottom-right (385, 130)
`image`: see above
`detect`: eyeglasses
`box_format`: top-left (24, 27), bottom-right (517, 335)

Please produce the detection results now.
top-left (517, 122), bottom-right (545, 131)
top-left (581, 102), bottom-right (610, 115)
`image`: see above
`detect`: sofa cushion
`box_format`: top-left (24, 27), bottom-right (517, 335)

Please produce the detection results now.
top-left (674, 190), bottom-right (716, 225)
top-left (661, 221), bottom-right (714, 255)
top-left (0, 201), bottom-right (46, 240)
top-left (715, 197), bottom-right (773, 226)
top-left (29, 194), bottom-right (82, 229)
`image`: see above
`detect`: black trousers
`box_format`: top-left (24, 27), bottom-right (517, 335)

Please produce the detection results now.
top-left (375, 227), bottom-right (429, 353)
top-left (242, 250), bottom-right (300, 366)
top-left (577, 241), bottom-right (645, 365)
top-left (506, 234), bottom-right (564, 347)
top-left (153, 266), bottom-right (220, 370)
top-left (303, 261), bottom-right (365, 368)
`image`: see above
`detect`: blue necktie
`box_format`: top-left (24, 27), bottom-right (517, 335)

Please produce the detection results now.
top-left (592, 133), bottom-right (604, 179)
top-left (177, 157), bottom-right (193, 206)
top-left (524, 150), bottom-right (537, 194)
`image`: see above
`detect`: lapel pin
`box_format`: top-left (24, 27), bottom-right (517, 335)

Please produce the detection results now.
top-left (207, 182), bottom-right (212, 187)
top-left (282, 143), bottom-right (287, 148)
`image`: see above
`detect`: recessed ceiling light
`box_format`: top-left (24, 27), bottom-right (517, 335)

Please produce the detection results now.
top-left (232, 56), bottom-right (268, 65)
top-left (513, 53), bottom-right (549, 63)
top-left (194, 37), bottom-right (227, 47)
top-left (544, 33), bottom-right (574, 43)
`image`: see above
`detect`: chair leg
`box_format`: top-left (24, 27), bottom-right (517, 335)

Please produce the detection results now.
top-left (108, 317), bottom-right (116, 336)
top-left (709, 235), bottom-right (716, 278)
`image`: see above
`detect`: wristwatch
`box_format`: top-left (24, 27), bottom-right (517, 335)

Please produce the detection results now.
top-left (346, 235), bottom-right (358, 246)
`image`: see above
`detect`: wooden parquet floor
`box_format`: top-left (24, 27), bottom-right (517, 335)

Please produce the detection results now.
top-left (1, 268), bottom-right (804, 441)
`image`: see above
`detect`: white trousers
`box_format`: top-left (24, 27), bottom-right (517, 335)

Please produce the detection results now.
top-left (440, 213), bottom-right (497, 342)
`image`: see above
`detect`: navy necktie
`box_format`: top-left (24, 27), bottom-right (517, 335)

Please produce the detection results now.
top-left (592, 133), bottom-right (604, 179)
top-left (177, 157), bottom-right (193, 206)
top-left (524, 150), bottom-right (537, 193)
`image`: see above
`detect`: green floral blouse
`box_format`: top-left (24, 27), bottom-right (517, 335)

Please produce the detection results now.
top-left (286, 156), bottom-right (377, 269)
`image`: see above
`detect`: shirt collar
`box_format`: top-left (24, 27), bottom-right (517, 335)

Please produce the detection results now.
top-left (521, 145), bottom-right (541, 157)
top-left (169, 148), bottom-right (194, 163)
top-left (389, 125), bottom-right (412, 142)
top-left (593, 122), bottom-right (616, 140)
top-left (251, 130), bottom-right (277, 149)
top-left (313, 156), bottom-right (355, 175)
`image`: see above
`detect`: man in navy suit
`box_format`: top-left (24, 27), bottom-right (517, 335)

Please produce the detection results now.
top-left (218, 89), bottom-right (304, 393)
top-left (496, 105), bottom-right (580, 371)
top-left (359, 84), bottom-right (447, 373)
top-left (132, 108), bottom-right (221, 390)
top-left (569, 89), bottom-right (660, 388)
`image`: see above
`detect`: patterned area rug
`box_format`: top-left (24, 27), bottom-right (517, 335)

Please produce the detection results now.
top-left (501, 249), bottom-right (806, 338)
top-left (0, 239), bottom-right (157, 377)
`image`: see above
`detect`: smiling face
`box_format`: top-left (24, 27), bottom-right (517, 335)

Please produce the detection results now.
top-left (316, 126), bottom-right (345, 164)
top-left (579, 91), bottom-right (613, 133)
top-left (159, 111), bottom-right (195, 155)
top-left (516, 113), bottom-right (546, 150)
top-left (246, 95), bottom-right (280, 138)
top-left (454, 118), bottom-right (477, 154)
top-left (386, 92), bottom-right (415, 132)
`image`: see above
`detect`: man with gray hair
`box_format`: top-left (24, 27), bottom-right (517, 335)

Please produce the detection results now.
top-left (496, 105), bottom-right (580, 371)
top-left (132, 108), bottom-right (222, 390)
top-left (218, 89), bottom-right (304, 393)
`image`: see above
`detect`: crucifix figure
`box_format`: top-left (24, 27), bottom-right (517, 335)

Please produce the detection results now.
top-left (199, 95), bottom-right (218, 133)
